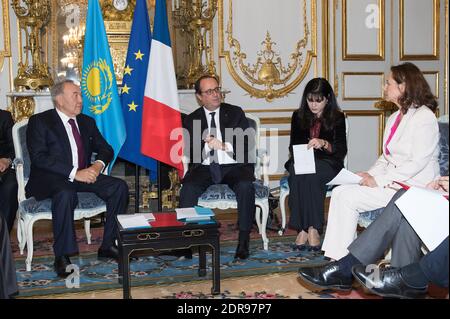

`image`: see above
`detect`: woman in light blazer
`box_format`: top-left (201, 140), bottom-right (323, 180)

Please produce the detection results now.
top-left (322, 62), bottom-right (440, 261)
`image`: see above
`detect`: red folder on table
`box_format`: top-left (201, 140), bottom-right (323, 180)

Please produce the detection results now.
top-left (149, 212), bottom-right (185, 227)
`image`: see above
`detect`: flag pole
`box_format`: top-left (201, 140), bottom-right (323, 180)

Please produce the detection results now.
top-left (135, 164), bottom-right (140, 214)
top-left (157, 160), bottom-right (162, 211)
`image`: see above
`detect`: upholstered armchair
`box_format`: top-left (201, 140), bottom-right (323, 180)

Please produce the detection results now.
top-left (12, 119), bottom-right (107, 271)
top-left (182, 113), bottom-right (271, 250)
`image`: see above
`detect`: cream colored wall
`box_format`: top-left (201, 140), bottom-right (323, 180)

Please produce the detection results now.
top-left (1, 0), bottom-right (448, 186)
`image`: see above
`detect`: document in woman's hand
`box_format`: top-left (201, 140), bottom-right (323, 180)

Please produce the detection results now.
top-left (293, 144), bottom-right (316, 175)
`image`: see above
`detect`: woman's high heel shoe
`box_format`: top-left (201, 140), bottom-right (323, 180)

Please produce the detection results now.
top-left (307, 245), bottom-right (321, 252)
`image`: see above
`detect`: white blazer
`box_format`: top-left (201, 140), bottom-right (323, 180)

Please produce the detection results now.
top-left (368, 105), bottom-right (440, 187)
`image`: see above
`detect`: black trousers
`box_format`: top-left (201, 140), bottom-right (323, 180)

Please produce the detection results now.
top-left (44, 175), bottom-right (129, 257)
top-left (420, 236), bottom-right (449, 288)
top-left (287, 159), bottom-right (338, 234)
top-left (180, 164), bottom-right (255, 232)
top-left (0, 215), bottom-right (18, 299)
top-left (0, 169), bottom-right (18, 233)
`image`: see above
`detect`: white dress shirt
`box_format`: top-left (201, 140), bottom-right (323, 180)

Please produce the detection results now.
top-left (55, 109), bottom-right (105, 182)
top-left (202, 107), bottom-right (236, 165)
top-left (55, 108), bottom-right (80, 182)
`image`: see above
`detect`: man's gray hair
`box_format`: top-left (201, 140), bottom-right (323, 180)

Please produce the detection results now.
top-left (50, 79), bottom-right (75, 106)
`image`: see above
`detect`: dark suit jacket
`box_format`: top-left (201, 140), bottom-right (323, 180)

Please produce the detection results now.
top-left (25, 109), bottom-right (113, 200)
top-left (182, 103), bottom-right (255, 182)
top-left (285, 110), bottom-right (347, 172)
top-left (0, 110), bottom-right (14, 161)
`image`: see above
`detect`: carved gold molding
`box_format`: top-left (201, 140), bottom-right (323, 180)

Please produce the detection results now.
top-left (342, 0), bottom-right (385, 61)
top-left (400, 0), bottom-right (440, 60)
top-left (423, 71), bottom-right (439, 99)
top-left (219, 0), bottom-right (317, 102)
top-left (245, 108), bottom-right (297, 113)
top-left (344, 110), bottom-right (385, 155)
top-left (0, 0), bottom-right (11, 70)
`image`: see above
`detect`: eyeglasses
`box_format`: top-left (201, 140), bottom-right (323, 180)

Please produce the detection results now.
top-left (201, 87), bottom-right (222, 96)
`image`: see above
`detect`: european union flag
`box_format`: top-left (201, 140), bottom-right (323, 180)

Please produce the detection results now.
top-left (118, 0), bottom-right (157, 180)
top-left (81, 0), bottom-right (126, 173)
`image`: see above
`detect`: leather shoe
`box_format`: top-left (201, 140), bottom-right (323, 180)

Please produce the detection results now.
top-left (54, 256), bottom-right (73, 278)
top-left (234, 232), bottom-right (250, 260)
top-left (98, 245), bottom-right (120, 260)
top-left (298, 262), bottom-right (352, 292)
top-left (351, 265), bottom-right (427, 299)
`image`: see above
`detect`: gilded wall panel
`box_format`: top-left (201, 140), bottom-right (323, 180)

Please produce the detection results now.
top-left (342, 0), bottom-right (385, 60)
top-left (400, 0), bottom-right (440, 60)
top-left (219, 0), bottom-right (318, 102)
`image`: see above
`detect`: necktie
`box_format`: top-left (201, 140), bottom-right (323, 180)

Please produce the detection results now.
top-left (209, 112), bottom-right (222, 183)
top-left (68, 118), bottom-right (86, 169)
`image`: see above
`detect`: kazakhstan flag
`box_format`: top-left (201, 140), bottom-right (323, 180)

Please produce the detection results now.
top-left (81, 0), bottom-right (126, 173)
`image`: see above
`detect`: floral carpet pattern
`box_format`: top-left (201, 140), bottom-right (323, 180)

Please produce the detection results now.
top-left (15, 236), bottom-right (328, 298)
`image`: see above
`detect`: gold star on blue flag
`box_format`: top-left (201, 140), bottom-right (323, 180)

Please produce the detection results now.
top-left (118, 0), bottom-right (156, 178)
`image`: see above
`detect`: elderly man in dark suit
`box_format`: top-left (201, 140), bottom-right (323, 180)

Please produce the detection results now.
top-left (26, 79), bottom-right (129, 277)
top-left (0, 110), bottom-right (18, 233)
top-left (180, 75), bottom-right (256, 260)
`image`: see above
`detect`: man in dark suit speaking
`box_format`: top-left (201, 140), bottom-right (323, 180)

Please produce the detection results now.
top-left (26, 80), bottom-right (129, 277)
top-left (180, 75), bottom-right (256, 260)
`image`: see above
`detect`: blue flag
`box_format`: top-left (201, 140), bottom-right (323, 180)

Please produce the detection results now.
top-left (81, 0), bottom-right (126, 173)
top-left (118, 0), bottom-right (157, 180)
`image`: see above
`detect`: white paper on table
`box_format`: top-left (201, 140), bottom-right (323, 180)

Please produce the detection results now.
top-left (175, 207), bottom-right (198, 219)
top-left (117, 214), bottom-right (151, 229)
top-left (142, 213), bottom-right (155, 221)
top-left (326, 168), bottom-right (362, 186)
top-left (293, 144), bottom-right (316, 175)
top-left (395, 187), bottom-right (449, 251)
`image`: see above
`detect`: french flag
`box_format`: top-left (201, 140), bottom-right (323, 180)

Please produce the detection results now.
top-left (141, 0), bottom-right (184, 175)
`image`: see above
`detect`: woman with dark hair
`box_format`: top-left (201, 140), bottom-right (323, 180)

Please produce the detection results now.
top-left (285, 78), bottom-right (347, 250)
top-left (322, 62), bottom-right (440, 261)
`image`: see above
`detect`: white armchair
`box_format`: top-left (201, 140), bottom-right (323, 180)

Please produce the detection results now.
top-left (12, 119), bottom-right (107, 271)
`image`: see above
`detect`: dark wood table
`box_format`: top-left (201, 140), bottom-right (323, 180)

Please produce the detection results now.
top-left (116, 212), bottom-right (220, 299)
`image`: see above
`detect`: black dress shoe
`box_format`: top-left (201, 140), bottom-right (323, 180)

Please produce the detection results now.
top-left (54, 256), bottom-right (73, 278)
top-left (351, 265), bottom-right (428, 299)
top-left (234, 232), bottom-right (250, 260)
top-left (98, 245), bottom-right (120, 260)
top-left (298, 262), bottom-right (353, 292)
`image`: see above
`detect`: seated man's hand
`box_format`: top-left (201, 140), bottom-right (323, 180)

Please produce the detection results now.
top-left (438, 176), bottom-right (449, 192)
top-left (89, 161), bottom-right (104, 177)
top-left (427, 176), bottom-right (449, 192)
top-left (204, 136), bottom-right (225, 151)
top-left (75, 168), bottom-right (98, 184)
top-left (0, 158), bottom-right (11, 172)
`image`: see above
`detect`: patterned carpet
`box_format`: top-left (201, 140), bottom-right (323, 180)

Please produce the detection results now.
top-left (14, 235), bottom-right (329, 298)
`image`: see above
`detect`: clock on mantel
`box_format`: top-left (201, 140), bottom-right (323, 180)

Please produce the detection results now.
top-left (100, 0), bottom-right (136, 85)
